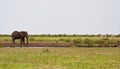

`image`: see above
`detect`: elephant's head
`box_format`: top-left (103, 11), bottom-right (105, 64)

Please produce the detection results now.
top-left (20, 31), bottom-right (29, 44)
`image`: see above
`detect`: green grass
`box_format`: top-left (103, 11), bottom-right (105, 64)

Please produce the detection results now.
top-left (1, 35), bottom-right (120, 47)
top-left (1, 35), bottom-right (120, 42)
top-left (0, 47), bottom-right (120, 69)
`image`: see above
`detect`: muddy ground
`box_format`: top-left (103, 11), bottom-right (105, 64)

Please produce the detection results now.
top-left (0, 42), bottom-right (119, 47)
top-left (0, 42), bottom-right (72, 47)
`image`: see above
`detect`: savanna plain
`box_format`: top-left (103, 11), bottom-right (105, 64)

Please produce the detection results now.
top-left (0, 35), bottom-right (120, 69)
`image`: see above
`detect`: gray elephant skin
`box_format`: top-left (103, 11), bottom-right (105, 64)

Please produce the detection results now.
top-left (11, 31), bottom-right (29, 44)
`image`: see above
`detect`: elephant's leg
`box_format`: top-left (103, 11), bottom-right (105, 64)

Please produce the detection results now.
top-left (20, 38), bottom-right (22, 44)
top-left (23, 38), bottom-right (25, 44)
top-left (13, 39), bottom-right (15, 44)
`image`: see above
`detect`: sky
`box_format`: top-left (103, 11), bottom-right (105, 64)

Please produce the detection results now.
top-left (0, 0), bottom-right (120, 34)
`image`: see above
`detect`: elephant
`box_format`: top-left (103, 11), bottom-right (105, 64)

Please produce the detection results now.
top-left (11, 31), bottom-right (29, 44)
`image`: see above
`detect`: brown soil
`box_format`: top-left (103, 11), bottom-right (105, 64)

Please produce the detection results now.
top-left (0, 42), bottom-right (72, 47)
top-left (0, 42), bottom-right (118, 47)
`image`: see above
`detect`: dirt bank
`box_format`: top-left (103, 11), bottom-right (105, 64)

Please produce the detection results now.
top-left (0, 42), bottom-right (71, 47)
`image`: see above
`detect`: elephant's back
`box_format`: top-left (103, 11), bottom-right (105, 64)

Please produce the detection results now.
top-left (11, 31), bottom-right (20, 36)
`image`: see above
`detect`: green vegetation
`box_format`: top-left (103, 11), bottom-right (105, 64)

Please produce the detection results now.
top-left (0, 34), bottom-right (120, 47)
top-left (0, 34), bottom-right (120, 68)
top-left (0, 48), bottom-right (119, 69)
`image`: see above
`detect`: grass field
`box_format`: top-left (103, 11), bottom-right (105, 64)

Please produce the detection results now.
top-left (0, 47), bottom-right (120, 69)
top-left (0, 35), bottom-right (120, 47)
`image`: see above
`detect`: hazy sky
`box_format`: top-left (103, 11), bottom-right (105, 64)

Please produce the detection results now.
top-left (0, 0), bottom-right (120, 34)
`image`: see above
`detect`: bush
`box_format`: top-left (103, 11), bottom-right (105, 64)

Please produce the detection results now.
top-left (4, 39), bottom-right (9, 41)
top-left (72, 39), bottom-right (82, 44)
top-left (94, 39), bottom-right (105, 44)
top-left (64, 39), bottom-right (70, 42)
top-left (83, 38), bottom-right (94, 46)
top-left (29, 38), bottom-right (36, 41)
top-left (60, 39), bottom-right (70, 42)
top-left (72, 38), bottom-right (95, 47)
top-left (94, 39), bottom-right (117, 47)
